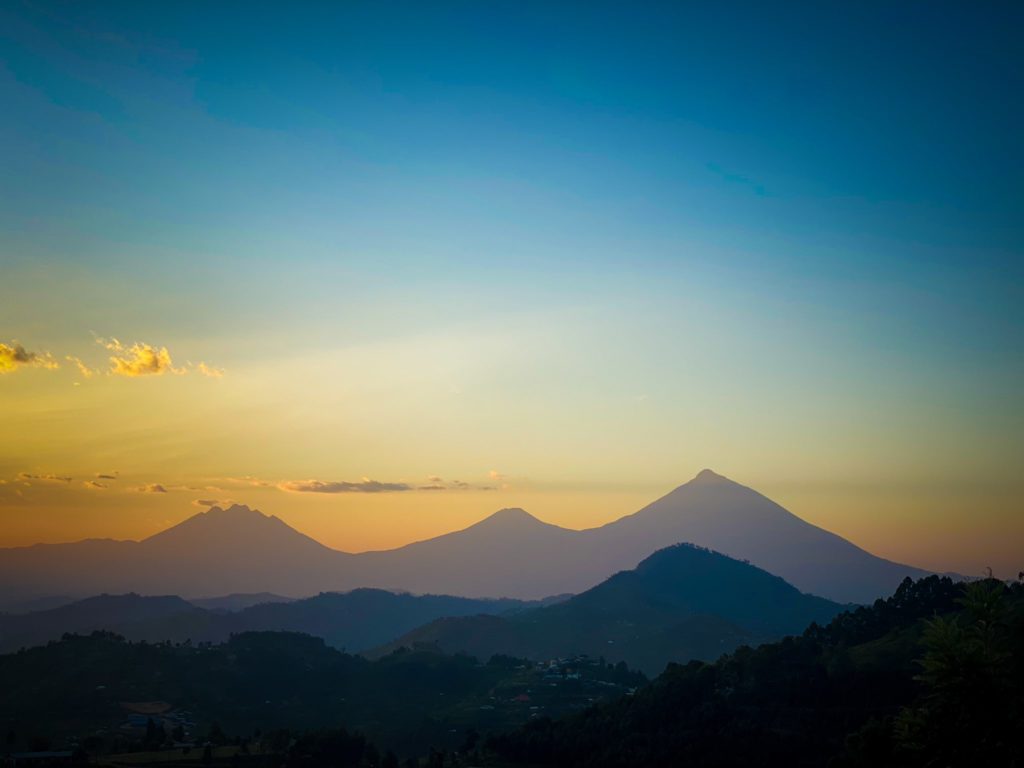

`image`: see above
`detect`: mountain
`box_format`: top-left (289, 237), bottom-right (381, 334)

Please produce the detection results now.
top-left (350, 507), bottom-right (585, 598)
top-left (372, 543), bottom-right (844, 675)
top-left (0, 505), bottom-right (346, 605)
top-left (0, 588), bottom-right (539, 654)
top-left (576, 469), bottom-right (933, 603)
top-left (0, 472), bottom-right (933, 605)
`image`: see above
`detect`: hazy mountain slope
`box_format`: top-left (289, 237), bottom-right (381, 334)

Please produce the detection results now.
top-left (0, 505), bottom-right (352, 605)
top-left (350, 508), bottom-right (584, 597)
top-left (0, 593), bottom-right (200, 651)
top-left (579, 470), bottom-right (931, 603)
top-left (0, 588), bottom-right (535, 653)
top-left (189, 592), bottom-right (295, 612)
top-left (373, 544), bottom-right (845, 675)
top-left (0, 472), bottom-right (934, 605)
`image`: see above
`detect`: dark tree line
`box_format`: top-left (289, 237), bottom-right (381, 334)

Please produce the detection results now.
top-left (487, 576), bottom-right (1024, 767)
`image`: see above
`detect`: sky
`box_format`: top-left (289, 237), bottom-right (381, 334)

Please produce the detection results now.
top-left (1, 1), bottom-right (1022, 577)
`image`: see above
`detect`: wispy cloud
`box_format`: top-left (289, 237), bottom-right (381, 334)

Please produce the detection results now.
top-left (192, 498), bottom-right (235, 507)
top-left (96, 472), bottom-right (118, 480)
top-left (65, 355), bottom-right (99, 379)
top-left (135, 483), bottom-right (168, 493)
top-left (195, 362), bottom-right (225, 378)
top-left (278, 474), bottom-right (498, 493)
top-left (219, 476), bottom-right (273, 488)
top-left (279, 478), bottom-right (413, 494)
top-left (1, 342), bottom-right (59, 374)
top-left (18, 472), bottom-right (72, 484)
top-left (424, 477), bottom-right (497, 491)
top-left (83, 480), bottom-right (106, 489)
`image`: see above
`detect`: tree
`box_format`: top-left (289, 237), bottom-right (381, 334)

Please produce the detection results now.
top-left (895, 579), bottom-right (1016, 766)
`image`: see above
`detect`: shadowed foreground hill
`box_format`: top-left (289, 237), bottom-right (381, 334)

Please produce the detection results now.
top-left (489, 576), bottom-right (1024, 767)
top-left (0, 472), bottom-right (934, 606)
top-left (0, 589), bottom-right (543, 654)
top-left (374, 543), bottom-right (844, 675)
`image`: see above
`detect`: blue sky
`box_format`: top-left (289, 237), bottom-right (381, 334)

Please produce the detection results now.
top-left (1, 1), bottom-right (1022, 573)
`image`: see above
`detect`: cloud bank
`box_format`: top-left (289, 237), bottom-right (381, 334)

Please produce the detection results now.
top-left (279, 478), bottom-right (413, 494)
top-left (278, 476), bottom-right (497, 493)
top-left (18, 473), bottom-right (72, 484)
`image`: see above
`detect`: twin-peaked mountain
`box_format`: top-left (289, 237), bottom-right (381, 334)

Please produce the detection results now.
top-left (0, 470), bottom-right (929, 606)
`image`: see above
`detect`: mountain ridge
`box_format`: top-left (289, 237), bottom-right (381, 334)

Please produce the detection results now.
top-left (0, 471), bottom-right (934, 605)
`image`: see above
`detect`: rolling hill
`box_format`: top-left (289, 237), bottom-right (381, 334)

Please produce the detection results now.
top-left (0, 588), bottom-right (541, 654)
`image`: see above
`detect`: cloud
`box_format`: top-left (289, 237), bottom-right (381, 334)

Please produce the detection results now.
top-left (219, 476), bottom-right (273, 488)
top-left (136, 483), bottom-right (168, 493)
top-left (278, 474), bottom-right (501, 494)
top-left (0, 342), bottom-right (59, 374)
top-left (100, 337), bottom-right (185, 377)
top-left (18, 472), bottom-right (71, 484)
top-left (65, 356), bottom-right (99, 379)
top-left (95, 473), bottom-right (118, 480)
top-left (488, 470), bottom-right (506, 481)
top-left (195, 362), bottom-right (225, 378)
top-left (279, 478), bottom-right (413, 494)
top-left (192, 498), bottom-right (235, 507)
top-left (83, 480), bottom-right (106, 489)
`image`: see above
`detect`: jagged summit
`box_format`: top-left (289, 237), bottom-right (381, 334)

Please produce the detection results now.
top-left (141, 501), bottom-right (325, 554)
top-left (205, 503), bottom-right (262, 517)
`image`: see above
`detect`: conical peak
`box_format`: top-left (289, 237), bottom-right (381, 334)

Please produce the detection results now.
top-left (487, 507), bottom-right (536, 523)
top-left (470, 507), bottom-right (550, 531)
top-left (691, 468), bottom-right (729, 484)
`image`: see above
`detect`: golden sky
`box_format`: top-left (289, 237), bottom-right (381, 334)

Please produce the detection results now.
top-left (1, 325), bottom-right (1020, 579)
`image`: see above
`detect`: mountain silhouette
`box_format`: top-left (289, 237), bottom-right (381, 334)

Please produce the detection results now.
top-left (0, 473), bottom-right (933, 605)
top-left (370, 543), bottom-right (844, 674)
top-left (577, 469), bottom-right (932, 603)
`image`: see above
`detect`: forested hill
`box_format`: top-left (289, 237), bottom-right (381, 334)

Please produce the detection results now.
top-left (488, 575), bottom-right (1024, 768)
top-left (376, 543), bottom-right (844, 675)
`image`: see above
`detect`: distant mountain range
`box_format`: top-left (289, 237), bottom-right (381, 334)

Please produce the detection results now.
top-left (0, 470), bottom-right (931, 605)
top-left (0, 545), bottom-right (843, 674)
top-left (371, 543), bottom-right (844, 675)
top-left (0, 589), bottom-right (547, 654)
